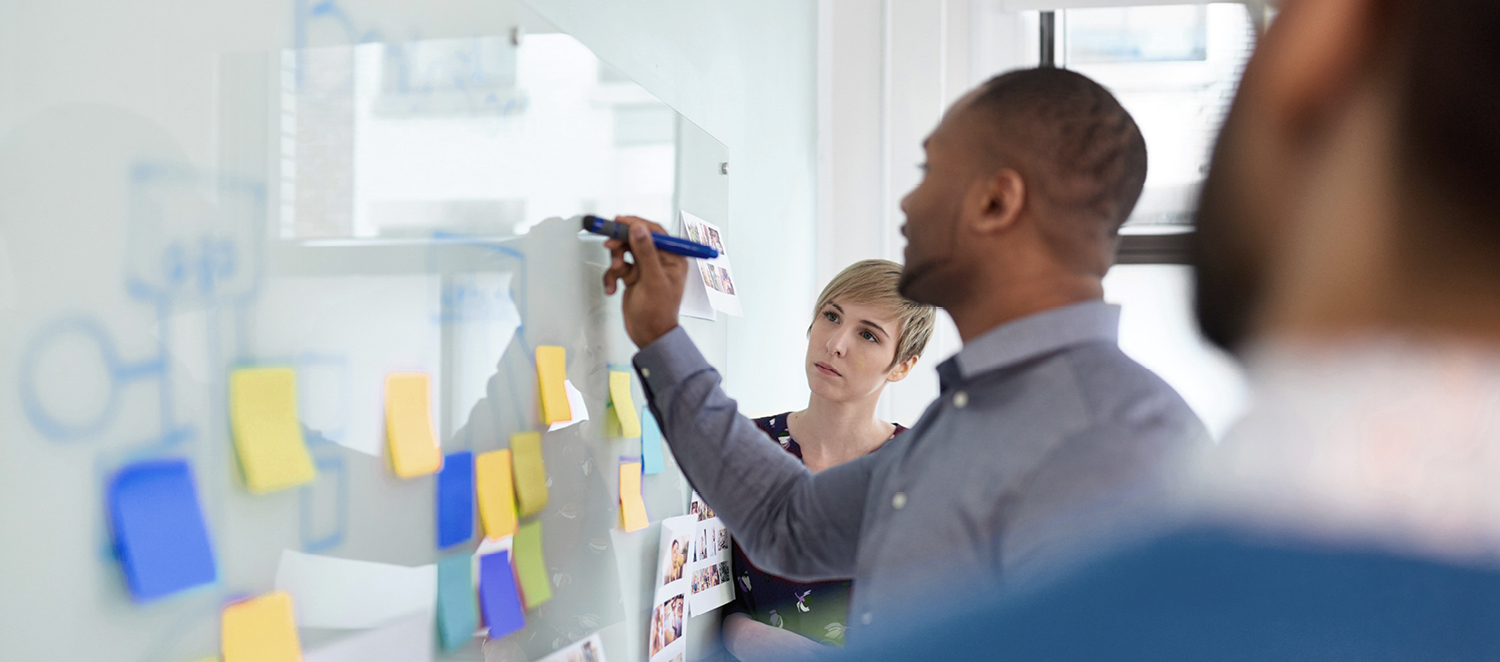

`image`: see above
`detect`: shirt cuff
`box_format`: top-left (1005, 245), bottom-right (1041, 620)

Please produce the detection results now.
top-left (632, 326), bottom-right (714, 401)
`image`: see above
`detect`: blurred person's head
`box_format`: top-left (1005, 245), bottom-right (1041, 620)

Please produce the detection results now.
top-left (900, 68), bottom-right (1147, 340)
top-left (807, 259), bottom-right (935, 404)
top-left (1196, 0), bottom-right (1500, 351)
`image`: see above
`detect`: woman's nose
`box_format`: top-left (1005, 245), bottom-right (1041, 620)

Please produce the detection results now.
top-left (826, 330), bottom-right (849, 357)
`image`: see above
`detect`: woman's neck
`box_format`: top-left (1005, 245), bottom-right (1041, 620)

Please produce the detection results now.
top-left (789, 393), bottom-right (894, 473)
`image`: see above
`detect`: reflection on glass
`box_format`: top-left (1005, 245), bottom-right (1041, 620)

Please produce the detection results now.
top-left (277, 34), bottom-right (677, 240)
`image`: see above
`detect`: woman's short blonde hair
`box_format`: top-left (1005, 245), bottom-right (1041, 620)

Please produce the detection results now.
top-left (812, 259), bottom-right (937, 370)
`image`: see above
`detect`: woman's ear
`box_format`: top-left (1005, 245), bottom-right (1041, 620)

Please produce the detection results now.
top-left (885, 355), bottom-right (920, 383)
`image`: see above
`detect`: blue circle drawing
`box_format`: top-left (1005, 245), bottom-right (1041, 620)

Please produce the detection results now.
top-left (19, 316), bottom-right (124, 441)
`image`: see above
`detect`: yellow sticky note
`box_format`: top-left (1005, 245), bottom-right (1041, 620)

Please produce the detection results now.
top-left (222, 591), bottom-right (303, 662)
top-left (607, 371), bottom-right (643, 438)
top-left (536, 346), bottom-right (571, 425)
top-left (229, 368), bottom-right (316, 494)
top-left (510, 432), bottom-right (548, 517)
top-left (513, 521), bottom-right (552, 610)
top-left (476, 449), bottom-right (518, 539)
top-left (619, 462), bottom-right (648, 532)
top-left (385, 373), bottom-right (442, 478)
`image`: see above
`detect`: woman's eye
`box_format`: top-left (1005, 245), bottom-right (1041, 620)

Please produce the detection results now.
top-left (824, 311), bottom-right (839, 323)
top-left (862, 331), bottom-right (878, 342)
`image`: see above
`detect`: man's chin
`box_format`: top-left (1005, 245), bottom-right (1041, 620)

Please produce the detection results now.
top-left (898, 262), bottom-right (945, 307)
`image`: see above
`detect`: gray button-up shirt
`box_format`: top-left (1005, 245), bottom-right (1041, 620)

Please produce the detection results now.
top-left (634, 301), bottom-right (1208, 637)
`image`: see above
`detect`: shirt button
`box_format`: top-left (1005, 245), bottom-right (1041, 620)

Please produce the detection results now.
top-left (892, 492), bottom-right (907, 510)
top-left (953, 391), bottom-right (969, 408)
top-left (641, 368), bottom-right (651, 378)
top-left (861, 612), bottom-right (872, 625)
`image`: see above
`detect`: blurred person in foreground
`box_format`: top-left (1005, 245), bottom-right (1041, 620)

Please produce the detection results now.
top-left (833, 0), bottom-right (1500, 659)
top-left (602, 66), bottom-right (1210, 649)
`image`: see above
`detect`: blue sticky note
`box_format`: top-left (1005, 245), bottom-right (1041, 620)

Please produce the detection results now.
top-left (107, 459), bottom-right (217, 602)
top-left (437, 554), bottom-right (478, 650)
top-left (437, 451), bottom-right (475, 549)
top-left (478, 551), bottom-right (525, 639)
top-left (641, 408), bottom-right (665, 475)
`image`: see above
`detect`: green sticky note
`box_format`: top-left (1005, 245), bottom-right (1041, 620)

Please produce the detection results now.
top-left (510, 432), bottom-right (548, 517)
top-left (513, 521), bottom-right (552, 610)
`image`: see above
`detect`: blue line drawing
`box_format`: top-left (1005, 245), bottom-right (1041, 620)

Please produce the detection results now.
top-left (301, 437), bottom-right (350, 554)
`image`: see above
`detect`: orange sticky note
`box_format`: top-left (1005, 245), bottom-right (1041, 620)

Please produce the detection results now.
top-left (222, 591), bottom-right (303, 662)
top-left (385, 373), bottom-right (442, 478)
top-left (510, 432), bottom-right (548, 517)
top-left (536, 346), bottom-right (571, 425)
top-left (619, 462), bottom-right (648, 532)
top-left (607, 371), bottom-right (642, 438)
top-left (476, 449), bottom-right (518, 539)
top-left (229, 368), bottom-right (317, 494)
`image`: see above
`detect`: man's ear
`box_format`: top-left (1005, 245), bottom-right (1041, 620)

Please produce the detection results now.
top-left (886, 355), bottom-right (920, 383)
top-left (966, 168), bottom-right (1026, 236)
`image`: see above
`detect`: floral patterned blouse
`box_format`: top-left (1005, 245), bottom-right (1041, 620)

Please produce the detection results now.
top-left (724, 412), bottom-right (906, 649)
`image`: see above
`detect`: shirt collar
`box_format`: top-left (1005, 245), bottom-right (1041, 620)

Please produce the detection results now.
top-left (937, 301), bottom-right (1121, 390)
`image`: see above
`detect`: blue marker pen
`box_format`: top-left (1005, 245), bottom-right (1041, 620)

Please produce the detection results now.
top-left (581, 215), bottom-right (720, 260)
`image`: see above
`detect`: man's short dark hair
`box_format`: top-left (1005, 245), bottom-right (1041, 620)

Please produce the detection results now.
top-left (964, 67), bottom-right (1148, 237)
top-left (1402, 0), bottom-right (1500, 246)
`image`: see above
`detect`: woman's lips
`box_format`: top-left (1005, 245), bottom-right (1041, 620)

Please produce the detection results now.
top-left (815, 362), bottom-right (841, 377)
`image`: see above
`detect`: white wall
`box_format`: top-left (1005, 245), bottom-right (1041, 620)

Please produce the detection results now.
top-left (816, 0), bottom-right (980, 426)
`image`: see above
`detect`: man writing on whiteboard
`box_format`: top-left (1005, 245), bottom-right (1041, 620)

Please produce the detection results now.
top-left (603, 68), bottom-right (1209, 643)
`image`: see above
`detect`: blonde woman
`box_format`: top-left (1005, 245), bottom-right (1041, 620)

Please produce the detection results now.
top-left (721, 259), bottom-right (936, 662)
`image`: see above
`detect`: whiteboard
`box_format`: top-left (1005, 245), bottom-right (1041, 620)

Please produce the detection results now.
top-left (0, 6), bottom-right (731, 661)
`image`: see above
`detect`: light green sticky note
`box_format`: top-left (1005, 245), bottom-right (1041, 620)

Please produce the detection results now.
top-left (512, 521), bottom-right (552, 610)
top-left (510, 432), bottom-right (548, 517)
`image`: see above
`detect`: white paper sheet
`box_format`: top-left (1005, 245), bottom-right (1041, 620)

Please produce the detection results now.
top-left (679, 211), bottom-right (742, 317)
top-left (536, 632), bottom-right (608, 662)
top-left (304, 611), bottom-right (434, 662)
top-left (548, 379), bottom-right (590, 431)
top-left (686, 492), bottom-right (734, 616)
top-left (274, 550), bottom-right (438, 629)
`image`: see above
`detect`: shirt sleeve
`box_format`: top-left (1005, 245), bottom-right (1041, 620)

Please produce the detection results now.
top-left (634, 327), bottom-right (872, 582)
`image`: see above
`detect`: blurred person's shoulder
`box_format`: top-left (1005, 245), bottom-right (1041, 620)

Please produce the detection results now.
top-left (836, 521), bottom-right (1500, 661)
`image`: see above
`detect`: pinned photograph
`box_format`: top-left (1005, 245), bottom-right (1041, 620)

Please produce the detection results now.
top-left (536, 632), bottom-right (607, 662)
top-left (687, 491), bottom-right (735, 616)
top-left (677, 211), bottom-right (742, 317)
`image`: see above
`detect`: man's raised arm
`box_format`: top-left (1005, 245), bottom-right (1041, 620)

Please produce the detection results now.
top-left (603, 217), bottom-right (870, 581)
